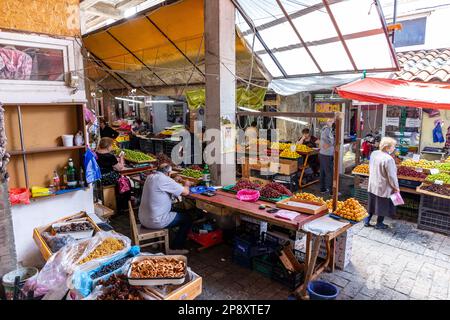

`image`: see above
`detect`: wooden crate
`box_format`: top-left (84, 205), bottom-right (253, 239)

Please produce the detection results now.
top-left (273, 159), bottom-right (298, 175)
top-left (143, 271), bottom-right (202, 300)
top-left (102, 185), bottom-right (117, 212)
top-left (276, 198), bottom-right (327, 215)
top-left (94, 203), bottom-right (115, 220)
top-left (32, 211), bottom-right (101, 261)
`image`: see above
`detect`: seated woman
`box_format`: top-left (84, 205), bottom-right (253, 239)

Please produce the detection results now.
top-left (297, 128), bottom-right (319, 175)
top-left (96, 137), bottom-right (125, 185)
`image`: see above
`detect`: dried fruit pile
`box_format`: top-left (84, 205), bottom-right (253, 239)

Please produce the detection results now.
top-left (420, 184), bottom-right (450, 196)
top-left (260, 186), bottom-right (281, 199)
top-left (397, 166), bottom-right (427, 179)
top-left (130, 257), bottom-right (186, 279)
top-left (259, 182), bottom-right (292, 199)
top-left (54, 222), bottom-right (93, 233)
top-left (334, 198), bottom-right (367, 222)
top-left (292, 192), bottom-right (325, 204)
top-left (78, 238), bottom-right (124, 265)
top-left (353, 164), bottom-right (369, 174)
top-left (265, 182), bottom-right (292, 196)
top-left (97, 274), bottom-right (143, 300)
top-left (90, 256), bottom-right (130, 279)
top-left (231, 179), bottom-right (261, 191)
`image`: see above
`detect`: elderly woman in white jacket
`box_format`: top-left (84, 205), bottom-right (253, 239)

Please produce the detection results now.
top-left (364, 137), bottom-right (400, 229)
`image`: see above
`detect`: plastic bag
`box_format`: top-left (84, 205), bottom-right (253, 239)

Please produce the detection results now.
top-left (118, 175), bottom-right (131, 194)
top-left (390, 192), bottom-right (405, 206)
top-left (84, 148), bottom-right (102, 184)
top-left (22, 231), bottom-right (131, 300)
top-left (9, 188), bottom-right (30, 205)
top-left (433, 121), bottom-right (445, 143)
top-left (42, 232), bottom-right (76, 253)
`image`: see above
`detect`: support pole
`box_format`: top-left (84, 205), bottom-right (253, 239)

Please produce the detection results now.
top-left (332, 113), bottom-right (343, 212)
top-left (204, 0), bottom-right (236, 186)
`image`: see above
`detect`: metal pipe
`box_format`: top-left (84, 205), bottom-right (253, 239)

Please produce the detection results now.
top-left (392, 0), bottom-right (398, 44)
top-left (17, 105), bottom-right (29, 189)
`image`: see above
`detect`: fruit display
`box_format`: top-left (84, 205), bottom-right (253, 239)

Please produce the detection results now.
top-left (334, 198), bottom-right (367, 222)
top-left (97, 274), bottom-right (143, 300)
top-left (90, 256), bottom-right (130, 279)
top-left (426, 173), bottom-right (450, 184)
top-left (437, 162), bottom-right (450, 172)
top-left (265, 182), bottom-right (292, 196)
top-left (352, 164), bottom-right (369, 174)
top-left (78, 238), bottom-right (125, 265)
top-left (296, 144), bottom-right (313, 153)
top-left (180, 168), bottom-right (203, 179)
top-left (279, 149), bottom-right (301, 159)
top-left (53, 222), bottom-right (93, 233)
top-left (292, 192), bottom-right (325, 205)
top-left (270, 142), bottom-right (290, 150)
top-left (123, 149), bottom-right (155, 163)
top-left (420, 184), bottom-right (450, 196)
top-left (231, 179), bottom-right (261, 191)
top-left (260, 186), bottom-right (282, 199)
top-left (326, 199), bottom-right (344, 213)
top-left (130, 257), bottom-right (186, 279)
top-left (446, 156), bottom-right (450, 163)
top-left (401, 159), bottom-right (437, 169)
top-left (397, 166), bottom-right (428, 179)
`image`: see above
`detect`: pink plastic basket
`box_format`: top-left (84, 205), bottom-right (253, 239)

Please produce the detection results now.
top-left (236, 189), bottom-right (260, 202)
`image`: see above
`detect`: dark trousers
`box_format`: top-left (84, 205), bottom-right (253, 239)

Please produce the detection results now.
top-left (166, 212), bottom-right (193, 249)
top-left (364, 214), bottom-right (385, 225)
top-left (319, 154), bottom-right (334, 191)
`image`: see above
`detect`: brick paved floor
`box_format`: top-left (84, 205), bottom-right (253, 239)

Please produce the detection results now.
top-left (109, 213), bottom-right (450, 300)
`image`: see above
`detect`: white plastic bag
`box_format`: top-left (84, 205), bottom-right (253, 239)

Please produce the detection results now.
top-left (390, 192), bottom-right (404, 206)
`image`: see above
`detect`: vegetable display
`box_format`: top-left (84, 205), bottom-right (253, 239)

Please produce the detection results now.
top-left (123, 149), bottom-right (155, 163)
top-left (420, 184), bottom-right (450, 196)
top-left (397, 166), bottom-right (428, 179)
top-left (180, 168), bottom-right (203, 179)
top-left (90, 256), bottom-right (130, 279)
top-left (437, 162), bottom-right (450, 172)
top-left (426, 173), bottom-right (450, 184)
top-left (231, 179), bottom-right (261, 191)
top-left (353, 164), bottom-right (369, 174)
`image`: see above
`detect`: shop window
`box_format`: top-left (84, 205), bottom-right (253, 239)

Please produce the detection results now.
top-left (394, 17), bottom-right (427, 48)
top-left (0, 44), bottom-right (64, 81)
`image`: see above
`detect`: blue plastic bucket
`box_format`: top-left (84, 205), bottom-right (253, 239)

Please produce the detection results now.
top-left (307, 280), bottom-right (339, 300)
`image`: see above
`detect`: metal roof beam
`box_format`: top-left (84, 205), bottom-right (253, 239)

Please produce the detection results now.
top-left (105, 30), bottom-right (169, 86)
top-left (87, 51), bottom-right (136, 89)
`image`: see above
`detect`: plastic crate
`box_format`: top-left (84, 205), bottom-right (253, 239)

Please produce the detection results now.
top-left (398, 179), bottom-right (422, 189)
top-left (418, 209), bottom-right (450, 235)
top-left (421, 194), bottom-right (450, 213)
top-left (232, 250), bottom-right (253, 269)
top-left (233, 232), bottom-right (280, 258)
top-left (252, 253), bottom-right (277, 278)
top-left (272, 264), bottom-right (304, 290)
top-left (353, 187), bottom-right (368, 207)
top-left (236, 221), bottom-right (261, 239)
top-left (273, 172), bottom-right (299, 183)
top-left (188, 229), bottom-right (223, 248)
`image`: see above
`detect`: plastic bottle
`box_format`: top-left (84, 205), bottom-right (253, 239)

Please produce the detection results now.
top-left (53, 170), bottom-right (60, 191)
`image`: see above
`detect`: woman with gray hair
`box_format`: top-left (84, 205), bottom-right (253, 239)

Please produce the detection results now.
top-left (364, 137), bottom-right (400, 229)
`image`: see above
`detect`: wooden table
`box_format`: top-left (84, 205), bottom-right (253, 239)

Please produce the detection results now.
top-left (187, 190), bottom-right (328, 231)
top-left (297, 149), bottom-right (319, 191)
top-left (119, 165), bottom-right (155, 176)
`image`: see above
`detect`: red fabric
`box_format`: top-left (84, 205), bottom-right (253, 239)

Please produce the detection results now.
top-left (337, 77), bottom-right (450, 110)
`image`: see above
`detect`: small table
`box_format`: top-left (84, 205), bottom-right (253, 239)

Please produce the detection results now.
top-left (119, 165), bottom-right (155, 176)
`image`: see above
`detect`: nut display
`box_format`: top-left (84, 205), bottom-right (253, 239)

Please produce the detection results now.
top-left (292, 192), bottom-right (325, 205)
top-left (426, 173), bottom-right (450, 184)
top-left (279, 149), bottom-right (301, 159)
top-left (53, 222), bottom-right (93, 233)
top-left (353, 164), bottom-right (369, 174)
top-left (130, 257), bottom-right (186, 279)
top-left (123, 149), bottom-right (155, 163)
top-left (97, 274), bottom-right (143, 300)
top-left (180, 168), bottom-right (203, 179)
top-left (296, 144), bottom-right (313, 153)
top-left (78, 238), bottom-right (125, 265)
top-left (334, 198), bottom-right (367, 222)
top-left (90, 256), bottom-right (130, 279)
top-left (401, 159), bottom-right (437, 169)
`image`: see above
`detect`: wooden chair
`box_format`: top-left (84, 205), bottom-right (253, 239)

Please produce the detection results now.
top-left (128, 201), bottom-right (170, 252)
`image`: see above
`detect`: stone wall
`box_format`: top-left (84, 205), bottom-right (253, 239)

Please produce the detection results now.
top-left (277, 92), bottom-right (313, 141)
top-left (0, 181), bottom-right (17, 278)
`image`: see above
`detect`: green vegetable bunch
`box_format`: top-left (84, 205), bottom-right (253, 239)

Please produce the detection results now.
top-left (123, 149), bottom-right (155, 162)
top-left (181, 168), bottom-right (203, 178)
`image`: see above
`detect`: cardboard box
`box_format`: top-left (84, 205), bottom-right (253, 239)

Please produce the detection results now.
top-left (272, 159), bottom-right (298, 175)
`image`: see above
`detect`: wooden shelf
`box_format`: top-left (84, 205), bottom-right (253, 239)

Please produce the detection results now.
top-left (8, 145), bottom-right (86, 156)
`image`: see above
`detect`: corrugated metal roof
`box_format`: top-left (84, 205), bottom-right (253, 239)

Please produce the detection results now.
top-left (394, 48), bottom-right (450, 82)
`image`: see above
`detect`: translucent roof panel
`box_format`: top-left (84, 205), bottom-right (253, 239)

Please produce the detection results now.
top-left (235, 0), bottom-right (398, 78)
top-left (258, 53), bottom-right (284, 78)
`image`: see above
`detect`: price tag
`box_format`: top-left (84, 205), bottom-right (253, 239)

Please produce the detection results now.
top-left (412, 154), bottom-right (421, 162)
top-left (415, 167), bottom-right (423, 173)
top-left (435, 180), bottom-right (444, 185)
top-left (290, 145), bottom-right (296, 152)
top-left (430, 168), bottom-right (440, 175)
top-left (386, 117), bottom-right (400, 127)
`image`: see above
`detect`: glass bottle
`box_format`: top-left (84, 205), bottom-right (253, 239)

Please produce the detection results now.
top-left (202, 164), bottom-right (211, 187)
top-left (66, 158), bottom-right (77, 188)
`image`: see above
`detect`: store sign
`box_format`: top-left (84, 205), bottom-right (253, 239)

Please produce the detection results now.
top-left (405, 118), bottom-right (421, 128)
top-left (386, 117), bottom-right (400, 126)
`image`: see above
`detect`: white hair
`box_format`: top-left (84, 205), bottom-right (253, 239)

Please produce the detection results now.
top-left (379, 137), bottom-right (397, 151)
